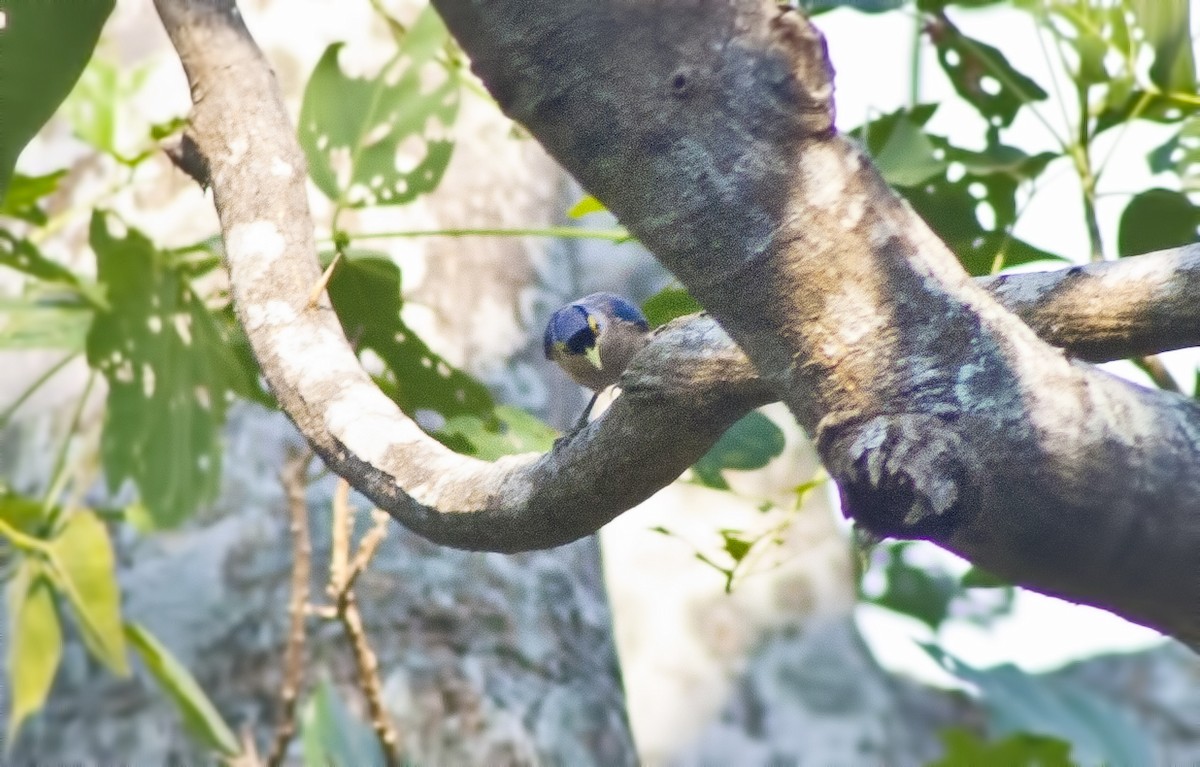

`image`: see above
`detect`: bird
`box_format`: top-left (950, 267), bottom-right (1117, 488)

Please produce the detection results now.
top-left (543, 292), bottom-right (652, 430)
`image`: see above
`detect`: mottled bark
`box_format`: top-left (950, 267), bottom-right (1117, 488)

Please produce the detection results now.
top-left (428, 1), bottom-right (1200, 649)
top-left (154, 0), bottom-right (1200, 649)
top-left (981, 245), bottom-right (1200, 362)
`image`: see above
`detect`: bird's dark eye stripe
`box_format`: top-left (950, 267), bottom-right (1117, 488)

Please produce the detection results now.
top-left (565, 328), bottom-right (595, 355)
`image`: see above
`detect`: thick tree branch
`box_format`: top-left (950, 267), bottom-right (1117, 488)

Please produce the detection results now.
top-left (155, 0), bottom-right (1200, 647)
top-left (427, 1), bottom-right (1200, 648)
top-left (982, 245), bottom-right (1200, 362)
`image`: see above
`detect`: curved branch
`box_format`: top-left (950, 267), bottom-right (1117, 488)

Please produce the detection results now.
top-left (156, 0), bottom-right (1200, 646)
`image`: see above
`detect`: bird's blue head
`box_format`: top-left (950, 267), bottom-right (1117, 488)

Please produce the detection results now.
top-left (543, 304), bottom-right (599, 362)
top-left (542, 293), bottom-right (649, 375)
top-left (543, 293), bottom-right (651, 392)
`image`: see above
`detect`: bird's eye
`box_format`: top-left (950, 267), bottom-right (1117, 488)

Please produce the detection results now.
top-left (566, 328), bottom-right (594, 354)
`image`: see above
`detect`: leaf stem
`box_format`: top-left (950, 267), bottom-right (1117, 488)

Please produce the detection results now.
top-left (0, 353), bottom-right (78, 429)
top-left (41, 370), bottom-right (96, 525)
top-left (335, 225), bottom-right (632, 244)
top-left (0, 516), bottom-right (51, 554)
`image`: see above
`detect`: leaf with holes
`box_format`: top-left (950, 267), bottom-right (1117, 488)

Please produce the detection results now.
top-left (853, 107), bottom-right (1062, 275)
top-left (1091, 0), bottom-right (1200, 134)
top-left (325, 252), bottom-right (493, 419)
top-left (0, 0), bottom-right (115, 198)
top-left (1129, 0), bottom-right (1195, 95)
top-left (1038, 2), bottom-right (1112, 87)
top-left (926, 14), bottom-right (1047, 128)
top-left (692, 411), bottom-right (786, 490)
top-left (45, 509), bottom-right (127, 675)
top-left (0, 230), bottom-right (84, 287)
top-left (5, 561), bottom-right (63, 747)
top-left (299, 6), bottom-right (459, 207)
top-left (85, 212), bottom-right (246, 527)
top-left (1149, 117), bottom-right (1200, 192)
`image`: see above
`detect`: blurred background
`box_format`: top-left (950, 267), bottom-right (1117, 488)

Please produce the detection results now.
top-left (1, 0), bottom-right (1198, 764)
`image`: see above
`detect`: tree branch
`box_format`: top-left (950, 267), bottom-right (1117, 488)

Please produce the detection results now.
top-left (428, 0), bottom-right (1200, 649)
top-left (155, 0), bottom-right (1200, 648)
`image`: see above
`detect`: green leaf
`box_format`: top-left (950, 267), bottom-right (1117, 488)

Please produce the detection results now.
top-left (917, 0), bottom-right (1005, 10)
top-left (850, 103), bottom-right (940, 156)
top-left (920, 644), bottom-right (1153, 765)
top-left (0, 0), bottom-right (115, 199)
top-left (802, 0), bottom-right (906, 12)
top-left (125, 622), bottom-right (242, 757)
top-left (325, 252), bottom-right (493, 419)
top-left (299, 6), bottom-right (459, 207)
top-left (1149, 118), bottom-right (1200, 192)
top-left (873, 117), bottom-right (947, 187)
top-left (0, 169), bottom-right (66, 224)
top-left (1129, 0), bottom-right (1195, 95)
top-left (61, 57), bottom-right (163, 163)
top-left (45, 509), bottom-right (126, 675)
top-left (866, 543), bottom-right (958, 630)
top-left (692, 411), bottom-right (786, 490)
top-left (301, 680), bottom-right (387, 767)
top-left (568, 194), bottom-right (607, 218)
top-left (86, 211), bottom-right (244, 527)
top-left (853, 107), bottom-right (1062, 275)
top-left (437, 405), bottom-right (556, 460)
top-left (1043, 3), bottom-right (1112, 87)
top-left (1117, 188), bottom-right (1200, 258)
top-left (927, 15), bottom-right (1048, 128)
top-left (0, 300), bottom-right (92, 350)
top-left (930, 727), bottom-right (1073, 767)
top-left (641, 285), bottom-right (702, 328)
top-left (719, 529), bottom-right (753, 564)
top-left (0, 230), bottom-right (85, 287)
top-left (149, 115), bottom-right (188, 142)
top-left (961, 566), bottom-right (1010, 588)
top-left (901, 145), bottom-right (1062, 275)
top-left (5, 561), bottom-right (63, 748)
top-left (0, 490), bottom-right (50, 536)
top-left (211, 305), bottom-right (276, 409)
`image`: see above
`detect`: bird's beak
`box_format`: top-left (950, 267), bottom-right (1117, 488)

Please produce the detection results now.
top-left (585, 346), bottom-right (603, 369)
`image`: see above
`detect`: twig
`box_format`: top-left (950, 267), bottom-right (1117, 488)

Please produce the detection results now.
top-left (340, 589), bottom-right (402, 759)
top-left (323, 482), bottom-right (402, 759)
top-left (329, 479), bottom-right (353, 595)
top-left (341, 510), bottom-right (390, 597)
top-left (1134, 355), bottom-right (1183, 394)
top-left (266, 448), bottom-right (314, 767)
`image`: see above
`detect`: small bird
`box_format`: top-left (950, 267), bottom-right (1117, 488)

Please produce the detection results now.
top-left (544, 292), bottom-right (651, 428)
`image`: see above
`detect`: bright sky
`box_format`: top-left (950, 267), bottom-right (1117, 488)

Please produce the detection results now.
top-left (817, 3), bottom-right (1189, 682)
